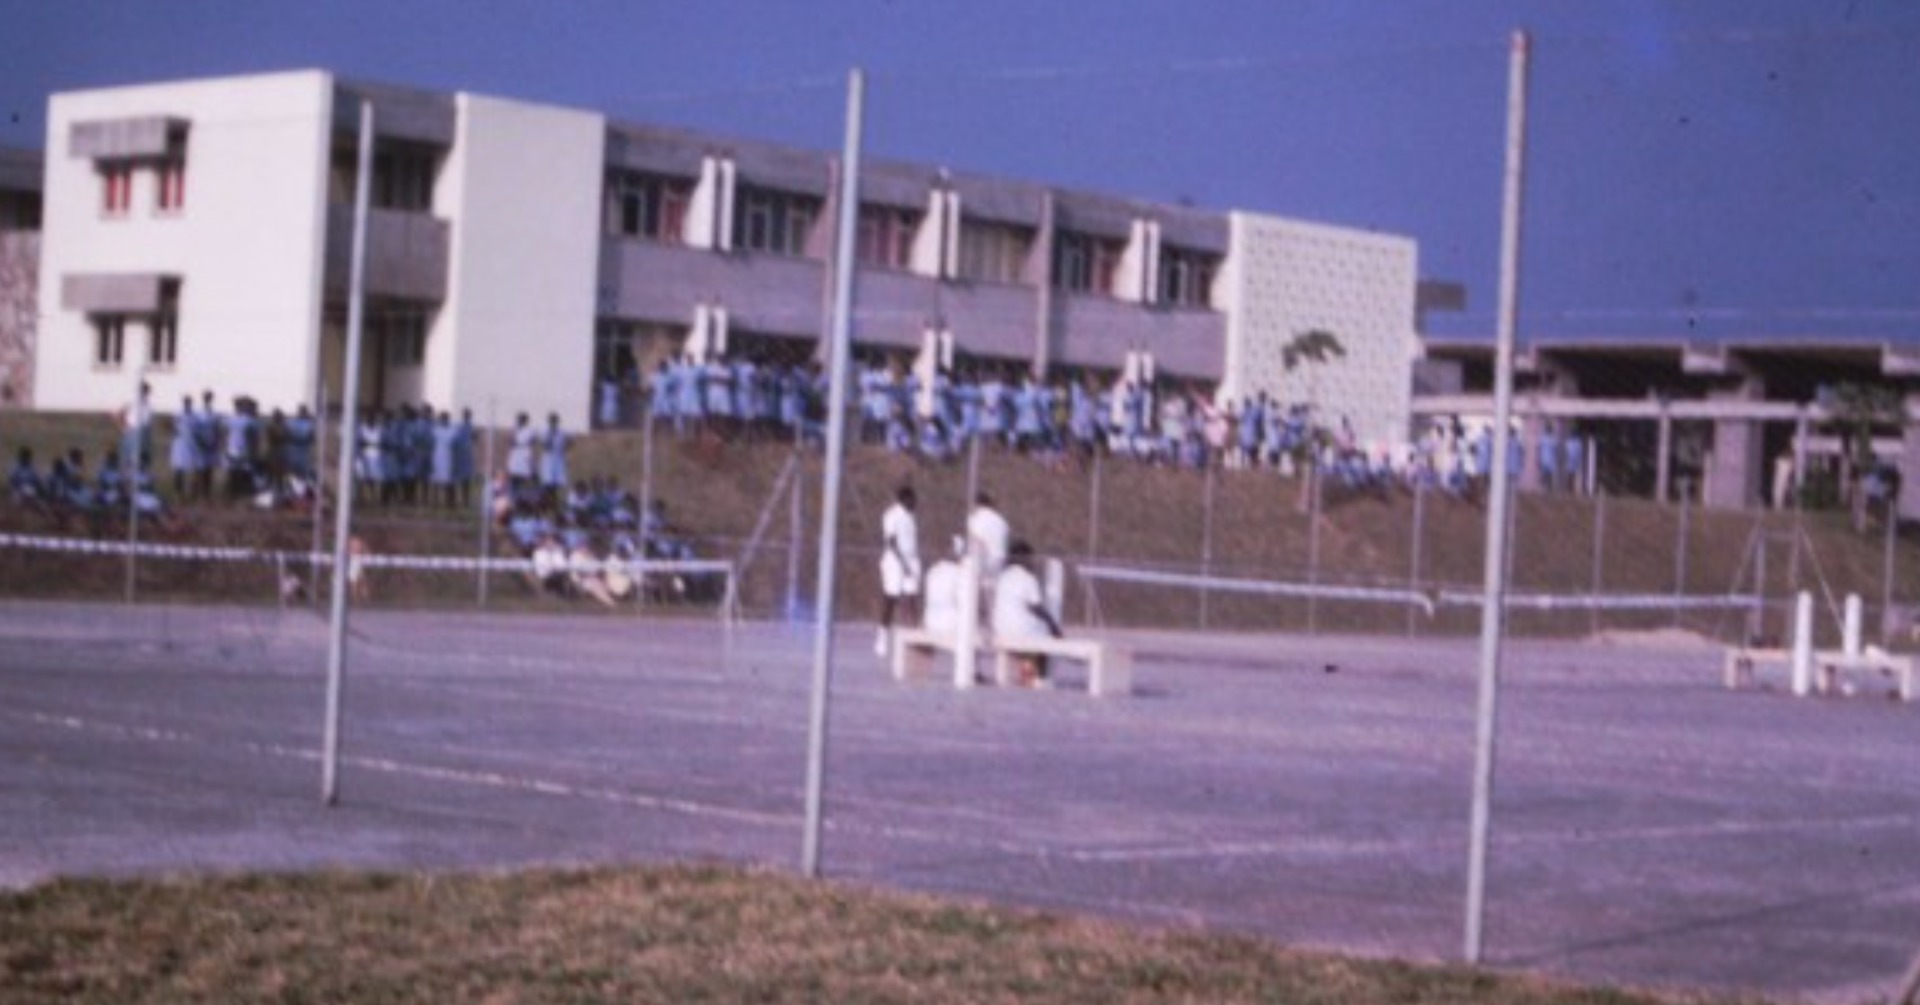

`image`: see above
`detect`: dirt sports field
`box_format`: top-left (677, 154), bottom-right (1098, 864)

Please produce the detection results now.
top-left (1, 600), bottom-right (1916, 1002)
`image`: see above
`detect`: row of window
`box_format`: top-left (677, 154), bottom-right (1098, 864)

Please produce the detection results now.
top-left (98, 156), bottom-right (186, 217)
top-left (599, 170), bottom-right (1211, 304)
top-left (92, 314), bottom-right (178, 370)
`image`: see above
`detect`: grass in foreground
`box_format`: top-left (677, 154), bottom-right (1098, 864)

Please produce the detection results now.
top-left (0, 864), bottom-right (1748, 1005)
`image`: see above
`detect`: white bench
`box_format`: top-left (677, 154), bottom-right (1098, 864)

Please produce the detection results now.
top-left (992, 635), bottom-right (1132, 698)
top-left (1723, 647), bottom-right (1913, 702)
top-left (891, 627), bottom-right (969, 684)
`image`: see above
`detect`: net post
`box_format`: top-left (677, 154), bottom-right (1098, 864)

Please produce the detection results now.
top-left (321, 99), bottom-right (375, 808)
top-left (801, 68), bottom-right (865, 880)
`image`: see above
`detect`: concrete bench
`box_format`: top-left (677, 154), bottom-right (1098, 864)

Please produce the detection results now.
top-left (992, 635), bottom-right (1132, 698)
top-left (1723, 647), bottom-right (1913, 702)
top-left (891, 626), bottom-right (968, 684)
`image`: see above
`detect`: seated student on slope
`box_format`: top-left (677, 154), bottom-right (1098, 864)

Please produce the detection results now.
top-left (991, 540), bottom-right (1062, 688)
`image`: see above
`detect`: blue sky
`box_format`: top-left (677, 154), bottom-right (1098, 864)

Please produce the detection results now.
top-left (6, 0), bottom-right (1917, 342)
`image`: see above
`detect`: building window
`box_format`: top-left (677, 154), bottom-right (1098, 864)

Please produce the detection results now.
top-left (856, 205), bottom-right (918, 270)
top-left (333, 138), bottom-right (440, 211)
top-left (1053, 231), bottom-right (1122, 294)
top-left (734, 186), bottom-right (819, 258)
top-left (93, 317), bottom-right (126, 368)
top-left (155, 155), bottom-right (186, 213)
top-left (148, 314), bottom-right (178, 368)
top-left (957, 220), bottom-right (1033, 285)
top-left (381, 311), bottom-right (427, 367)
top-left (1158, 247), bottom-right (1218, 308)
top-left (605, 170), bottom-right (692, 244)
top-left (100, 163), bottom-right (133, 217)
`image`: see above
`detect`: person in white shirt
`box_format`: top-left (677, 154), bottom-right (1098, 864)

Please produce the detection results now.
top-left (876, 485), bottom-right (921, 656)
top-left (991, 540), bottom-right (1062, 687)
top-left (966, 491), bottom-right (1010, 636)
top-left (920, 536), bottom-right (966, 635)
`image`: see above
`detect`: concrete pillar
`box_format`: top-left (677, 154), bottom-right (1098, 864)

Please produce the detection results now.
top-left (1791, 590), bottom-right (1814, 697)
top-left (1519, 411), bottom-right (1544, 492)
top-left (1032, 190), bottom-right (1056, 378)
top-left (1704, 375), bottom-right (1766, 511)
top-left (1900, 394), bottom-right (1920, 522)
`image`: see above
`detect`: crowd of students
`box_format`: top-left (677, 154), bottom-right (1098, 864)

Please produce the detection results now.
top-left (623, 350), bottom-right (1586, 501)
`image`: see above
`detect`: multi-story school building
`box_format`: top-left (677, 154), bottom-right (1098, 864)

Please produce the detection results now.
top-left (30, 70), bottom-right (1420, 442)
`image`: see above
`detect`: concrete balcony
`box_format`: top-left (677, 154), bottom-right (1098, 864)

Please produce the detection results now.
top-left (325, 207), bottom-right (448, 303)
top-left (1053, 294), bottom-right (1225, 380)
top-left (598, 237), bottom-right (824, 337)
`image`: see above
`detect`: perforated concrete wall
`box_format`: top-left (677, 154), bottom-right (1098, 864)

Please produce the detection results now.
top-left (1219, 212), bottom-right (1418, 448)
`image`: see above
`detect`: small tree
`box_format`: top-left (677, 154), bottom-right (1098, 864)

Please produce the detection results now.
top-left (1284, 329), bottom-right (1346, 512)
top-left (1823, 381), bottom-right (1904, 533)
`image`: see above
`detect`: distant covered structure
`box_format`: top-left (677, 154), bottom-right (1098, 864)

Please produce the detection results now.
top-left (1416, 335), bottom-right (1920, 519)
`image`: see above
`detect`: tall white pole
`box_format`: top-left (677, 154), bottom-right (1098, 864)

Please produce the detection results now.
top-left (321, 101), bottom-right (375, 807)
top-left (1465, 29), bottom-right (1529, 965)
top-left (801, 69), bottom-right (864, 878)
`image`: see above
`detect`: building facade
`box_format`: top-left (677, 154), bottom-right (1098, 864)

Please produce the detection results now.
top-left (0, 146), bottom-right (41, 408)
top-left (34, 70), bottom-right (1420, 441)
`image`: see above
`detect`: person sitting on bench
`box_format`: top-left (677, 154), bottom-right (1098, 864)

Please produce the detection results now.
top-left (991, 540), bottom-right (1062, 688)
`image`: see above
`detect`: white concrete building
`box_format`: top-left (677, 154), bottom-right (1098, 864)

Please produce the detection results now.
top-left (34, 70), bottom-right (1422, 441)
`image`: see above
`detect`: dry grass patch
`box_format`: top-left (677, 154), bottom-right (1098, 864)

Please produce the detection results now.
top-left (0, 864), bottom-right (1758, 1004)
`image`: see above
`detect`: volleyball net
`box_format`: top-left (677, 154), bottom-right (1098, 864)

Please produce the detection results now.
top-left (1074, 561), bottom-right (1764, 639)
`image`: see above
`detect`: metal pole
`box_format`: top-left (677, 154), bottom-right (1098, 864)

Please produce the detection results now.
top-left (320, 101), bottom-right (375, 807)
top-left (1674, 491), bottom-right (1691, 628)
top-left (1896, 942), bottom-right (1920, 1005)
top-left (1407, 478), bottom-right (1426, 637)
top-left (1306, 457), bottom-right (1323, 633)
top-left (123, 367), bottom-right (145, 604)
top-left (478, 403), bottom-right (496, 608)
top-left (309, 377), bottom-right (328, 609)
top-left (641, 399), bottom-right (656, 537)
top-left (1084, 451), bottom-right (1102, 623)
top-left (786, 461), bottom-right (804, 619)
top-left (1655, 403), bottom-right (1673, 506)
top-left (1465, 28), bottom-right (1529, 966)
top-left (964, 430), bottom-right (981, 515)
top-left (1588, 491), bottom-right (1605, 638)
top-left (801, 68), bottom-right (864, 879)
top-left (1882, 498), bottom-right (1898, 646)
top-left (1199, 463), bottom-right (1215, 629)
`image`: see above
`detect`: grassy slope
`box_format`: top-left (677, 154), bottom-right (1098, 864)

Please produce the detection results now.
top-left (2, 410), bottom-right (1912, 642)
top-left (0, 865), bottom-right (1736, 1005)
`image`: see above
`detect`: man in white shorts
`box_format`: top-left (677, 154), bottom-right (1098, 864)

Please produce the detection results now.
top-left (876, 485), bottom-right (921, 656)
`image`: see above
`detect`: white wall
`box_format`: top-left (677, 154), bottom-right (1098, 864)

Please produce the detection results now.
top-left (36, 71), bottom-right (334, 415)
top-left (1218, 212), bottom-right (1418, 449)
top-left (433, 94), bottom-right (603, 429)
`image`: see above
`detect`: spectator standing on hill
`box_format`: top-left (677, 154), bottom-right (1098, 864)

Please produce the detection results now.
top-left (285, 405), bottom-right (316, 484)
top-left (541, 413), bottom-right (570, 494)
top-left (191, 391), bottom-right (222, 500)
top-left (8, 447), bottom-right (45, 510)
top-left (430, 411), bottom-right (457, 507)
top-left (506, 412), bottom-right (536, 491)
top-left (223, 397), bottom-right (258, 499)
top-left (451, 408), bottom-right (476, 509)
top-left (169, 395), bottom-right (202, 497)
top-left (119, 381), bottom-right (152, 476)
top-left (992, 540), bottom-right (1063, 687)
top-left (876, 486), bottom-right (921, 656)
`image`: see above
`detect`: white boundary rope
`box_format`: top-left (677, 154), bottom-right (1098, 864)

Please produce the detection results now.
top-left (0, 531), bottom-right (733, 585)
